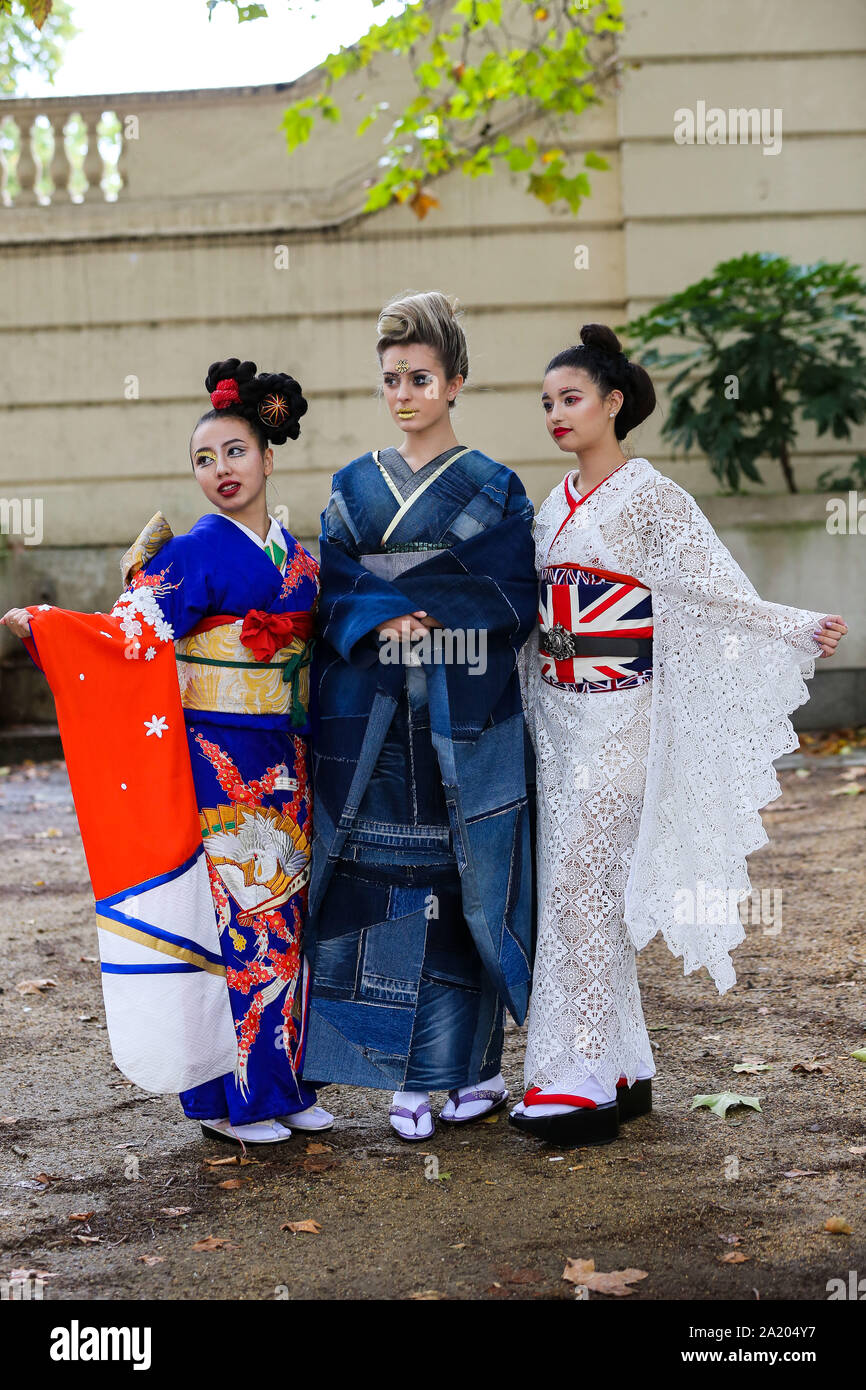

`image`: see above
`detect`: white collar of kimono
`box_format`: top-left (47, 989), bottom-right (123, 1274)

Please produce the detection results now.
top-left (224, 513), bottom-right (285, 554)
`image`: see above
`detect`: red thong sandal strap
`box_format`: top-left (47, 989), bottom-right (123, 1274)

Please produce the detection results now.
top-left (523, 1086), bottom-right (598, 1110)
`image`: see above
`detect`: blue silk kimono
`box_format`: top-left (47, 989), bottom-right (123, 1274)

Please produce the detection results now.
top-left (303, 446), bottom-right (538, 1091)
top-left (122, 512), bottom-right (320, 1124)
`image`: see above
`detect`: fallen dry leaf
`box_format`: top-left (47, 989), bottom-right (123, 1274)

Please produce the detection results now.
top-left (304, 1141), bottom-right (333, 1155)
top-left (9, 1268), bottom-right (56, 1282)
top-left (481, 1113), bottom-right (500, 1124)
top-left (562, 1257), bottom-right (648, 1296)
top-left (68, 1211), bottom-right (95, 1222)
top-left (138, 1255), bottom-right (164, 1266)
top-left (585, 1268), bottom-right (648, 1296)
top-left (159, 1207), bottom-right (191, 1218)
top-left (792, 1060), bottom-right (828, 1074)
top-left (73, 1234), bottom-right (101, 1244)
top-left (0, 1117), bottom-right (20, 1126)
top-left (847, 1146), bottom-right (866, 1157)
top-left (720, 1251), bottom-right (750, 1264)
top-left (718, 1234), bottom-right (742, 1246)
top-left (409, 1289), bottom-right (444, 1299)
top-left (34, 1172), bottom-right (62, 1186)
top-left (217, 1179), bottom-right (244, 1190)
top-left (782, 1170), bottom-right (819, 1179)
top-left (191, 1236), bottom-right (237, 1251)
top-left (281, 1220), bottom-right (322, 1234)
top-left (16, 978), bottom-right (58, 995)
top-left (301, 1155), bottom-right (338, 1173)
top-left (824, 1217), bottom-right (852, 1234)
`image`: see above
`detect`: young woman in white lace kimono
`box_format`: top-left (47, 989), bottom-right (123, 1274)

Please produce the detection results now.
top-left (511, 324), bottom-right (848, 1147)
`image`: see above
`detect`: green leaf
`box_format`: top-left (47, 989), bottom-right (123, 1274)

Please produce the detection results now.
top-left (690, 1092), bottom-right (763, 1118)
top-left (852, 1049), bottom-right (866, 1063)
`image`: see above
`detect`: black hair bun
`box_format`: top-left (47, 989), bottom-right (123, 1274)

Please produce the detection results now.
top-left (579, 323), bottom-right (623, 357)
top-left (254, 371), bottom-right (308, 444)
top-left (204, 359), bottom-right (308, 444)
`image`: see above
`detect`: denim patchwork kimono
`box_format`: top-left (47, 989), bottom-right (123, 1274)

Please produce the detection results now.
top-left (302, 444), bottom-right (538, 1091)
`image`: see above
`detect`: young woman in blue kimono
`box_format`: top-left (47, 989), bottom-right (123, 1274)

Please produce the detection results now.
top-left (303, 292), bottom-right (539, 1141)
top-left (2, 358), bottom-right (332, 1146)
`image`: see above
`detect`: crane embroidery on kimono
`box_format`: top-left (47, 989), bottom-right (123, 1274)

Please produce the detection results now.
top-left (194, 735), bottom-right (312, 1097)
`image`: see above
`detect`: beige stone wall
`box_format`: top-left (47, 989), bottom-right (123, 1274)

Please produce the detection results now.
top-left (1, 0), bottom-right (864, 689)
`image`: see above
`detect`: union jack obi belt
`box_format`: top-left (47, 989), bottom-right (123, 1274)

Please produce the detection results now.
top-left (538, 563), bottom-right (654, 693)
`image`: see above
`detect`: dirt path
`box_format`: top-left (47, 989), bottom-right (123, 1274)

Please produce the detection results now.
top-left (1, 758), bottom-right (864, 1302)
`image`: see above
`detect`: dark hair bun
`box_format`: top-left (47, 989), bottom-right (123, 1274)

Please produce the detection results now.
top-left (579, 323), bottom-right (623, 356)
top-left (204, 358), bottom-right (308, 444)
top-left (545, 323), bottom-right (655, 440)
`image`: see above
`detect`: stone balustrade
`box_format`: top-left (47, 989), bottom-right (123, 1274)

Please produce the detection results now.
top-left (0, 98), bottom-right (125, 207)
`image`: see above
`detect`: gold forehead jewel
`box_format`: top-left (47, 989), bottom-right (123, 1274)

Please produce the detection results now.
top-left (394, 359), bottom-right (411, 373)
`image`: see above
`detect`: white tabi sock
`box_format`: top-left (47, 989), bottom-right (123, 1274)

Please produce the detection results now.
top-left (511, 1074), bottom-right (618, 1119)
top-left (389, 1090), bottom-right (433, 1140)
top-left (201, 1116), bottom-right (293, 1142)
top-left (440, 1072), bottom-right (506, 1120)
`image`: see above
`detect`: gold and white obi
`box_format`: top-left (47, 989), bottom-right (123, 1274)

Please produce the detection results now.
top-left (174, 621), bottom-right (310, 719)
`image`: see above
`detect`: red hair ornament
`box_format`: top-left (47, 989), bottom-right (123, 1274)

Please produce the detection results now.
top-left (210, 378), bottom-right (242, 410)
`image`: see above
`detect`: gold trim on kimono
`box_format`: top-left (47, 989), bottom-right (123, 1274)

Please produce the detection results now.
top-left (95, 914), bottom-right (228, 977)
top-left (174, 621), bottom-right (309, 717)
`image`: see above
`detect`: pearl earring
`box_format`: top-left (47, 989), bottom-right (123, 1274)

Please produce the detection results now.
top-left (609, 412), bottom-right (616, 418)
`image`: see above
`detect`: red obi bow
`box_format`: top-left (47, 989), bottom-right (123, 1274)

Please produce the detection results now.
top-left (239, 609), bottom-right (314, 662)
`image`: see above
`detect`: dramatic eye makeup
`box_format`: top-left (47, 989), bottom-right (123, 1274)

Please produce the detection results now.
top-left (383, 371), bottom-right (434, 386)
top-left (542, 391), bottom-right (582, 411)
top-left (194, 448), bottom-right (217, 466)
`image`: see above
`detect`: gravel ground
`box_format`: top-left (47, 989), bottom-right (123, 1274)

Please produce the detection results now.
top-left (1, 757), bottom-right (864, 1302)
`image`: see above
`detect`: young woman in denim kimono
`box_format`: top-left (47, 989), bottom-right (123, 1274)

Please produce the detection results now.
top-left (512, 323), bottom-right (848, 1147)
top-left (303, 292), bottom-right (538, 1141)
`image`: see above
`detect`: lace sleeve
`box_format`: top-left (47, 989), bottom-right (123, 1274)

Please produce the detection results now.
top-left (605, 475), bottom-right (825, 664)
top-left (596, 471), bottom-right (832, 994)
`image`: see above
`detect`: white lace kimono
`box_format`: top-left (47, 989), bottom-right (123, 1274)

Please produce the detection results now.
top-left (520, 457), bottom-right (827, 1097)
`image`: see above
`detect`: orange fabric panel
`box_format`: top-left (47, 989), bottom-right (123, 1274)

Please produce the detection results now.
top-left (24, 607), bottom-right (201, 900)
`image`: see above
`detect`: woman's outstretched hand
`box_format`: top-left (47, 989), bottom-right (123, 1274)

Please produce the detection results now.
top-left (813, 615), bottom-right (847, 659)
top-left (0, 608), bottom-right (33, 640)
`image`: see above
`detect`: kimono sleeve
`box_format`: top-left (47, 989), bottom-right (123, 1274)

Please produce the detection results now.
top-left (117, 534), bottom-right (215, 647)
top-left (601, 472), bottom-right (829, 994)
top-left (632, 476), bottom-right (826, 664)
top-left (318, 496), bottom-right (417, 667)
top-left (506, 470), bottom-right (535, 529)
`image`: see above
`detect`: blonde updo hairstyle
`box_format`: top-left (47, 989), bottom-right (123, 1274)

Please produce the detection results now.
top-left (376, 290), bottom-right (469, 408)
